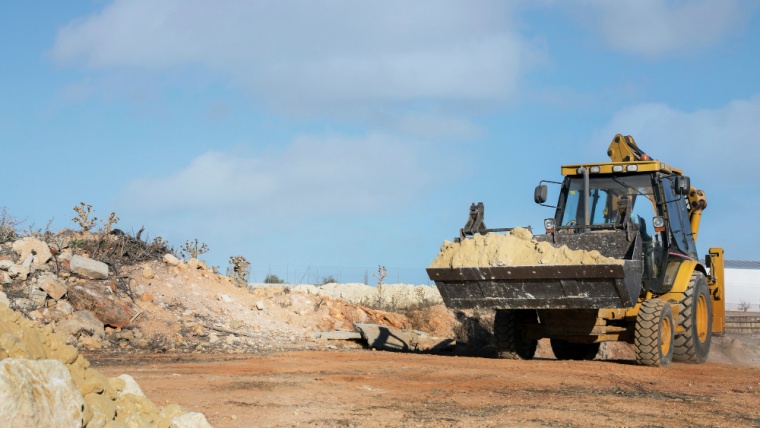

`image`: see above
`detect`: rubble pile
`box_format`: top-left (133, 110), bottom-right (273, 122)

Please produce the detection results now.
top-left (0, 303), bottom-right (209, 427)
top-left (0, 231), bottom-right (455, 425)
top-left (0, 235), bottom-right (445, 356)
top-left (429, 227), bottom-right (623, 269)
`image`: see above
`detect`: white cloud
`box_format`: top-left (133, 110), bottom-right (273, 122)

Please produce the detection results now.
top-left (592, 96), bottom-right (760, 259)
top-left (117, 133), bottom-right (433, 224)
top-left (592, 95), bottom-right (760, 184)
top-left (51, 0), bottom-right (541, 114)
top-left (576, 0), bottom-right (748, 57)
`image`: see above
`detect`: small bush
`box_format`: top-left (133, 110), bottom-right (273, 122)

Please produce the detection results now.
top-left (180, 239), bottom-right (209, 261)
top-left (0, 207), bottom-right (22, 244)
top-left (72, 202), bottom-right (97, 232)
top-left (373, 265), bottom-right (387, 286)
top-left (228, 255), bottom-right (251, 288)
top-left (264, 274), bottom-right (285, 284)
top-left (320, 275), bottom-right (337, 285)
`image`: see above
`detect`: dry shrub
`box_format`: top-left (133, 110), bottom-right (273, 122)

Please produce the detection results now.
top-left (0, 207), bottom-right (22, 244)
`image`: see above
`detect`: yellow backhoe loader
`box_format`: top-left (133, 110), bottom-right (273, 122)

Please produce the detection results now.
top-left (427, 134), bottom-right (725, 366)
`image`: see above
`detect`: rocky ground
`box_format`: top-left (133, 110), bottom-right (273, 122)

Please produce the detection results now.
top-left (1, 231), bottom-right (759, 426)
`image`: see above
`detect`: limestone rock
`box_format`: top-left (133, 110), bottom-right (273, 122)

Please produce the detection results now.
top-left (0, 260), bottom-right (13, 270)
top-left (78, 336), bottom-right (101, 350)
top-left (170, 412), bottom-right (213, 428)
top-left (13, 298), bottom-right (36, 311)
top-left (354, 323), bottom-right (455, 352)
top-left (68, 283), bottom-right (132, 328)
top-left (0, 358), bottom-right (84, 428)
top-left (117, 374), bottom-right (145, 397)
top-left (0, 304), bottom-right (211, 426)
top-left (186, 258), bottom-right (206, 270)
top-left (56, 310), bottom-right (105, 341)
top-left (0, 272), bottom-right (11, 284)
top-left (58, 252), bottom-right (72, 272)
top-left (56, 300), bottom-right (74, 315)
top-left (0, 291), bottom-right (9, 307)
top-left (38, 275), bottom-right (68, 300)
top-left (12, 237), bottom-right (53, 269)
top-left (70, 255), bottom-right (109, 280)
top-left (313, 331), bottom-right (363, 340)
top-left (114, 392), bottom-right (161, 426)
top-left (85, 391), bottom-right (117, 427)
top-left (163, 253), bottom-right (181, 266)
top-left (29, 289), bottom-right (47, 306)
top-left (10, 258), bottom-right (32, 281)
top-left (161, 404), bottom-right (185, 421)
top-left (0, 333), bottom-right (31, 359)
top-left (142, 266), bottom-right (154, 279)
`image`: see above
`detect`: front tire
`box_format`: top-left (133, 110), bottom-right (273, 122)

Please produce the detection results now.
top-left (635, 299), bottom-right (674, 367)
top-left (493, 310), bottom-right (538, 360)
top-left (673, 272), bottom-right (712, 363)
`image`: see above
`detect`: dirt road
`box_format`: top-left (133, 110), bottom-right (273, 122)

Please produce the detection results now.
top-left (93, 350), bottom-right (759, 427)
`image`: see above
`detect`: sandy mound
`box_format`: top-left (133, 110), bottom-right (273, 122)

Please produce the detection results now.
top-left (290, 283), bottom-right (442, 310)
top-left (429, 227), bottom-right (622, 269)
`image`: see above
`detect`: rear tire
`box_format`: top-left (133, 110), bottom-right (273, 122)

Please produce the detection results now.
top-left (493, 310), bottom-right (538, 360)
top-left (635, 299), bottom-right (674, 367)
top-left (550, 339), bottom-right (600, 360)
top-left (673, 272), bottom-right (712, 363)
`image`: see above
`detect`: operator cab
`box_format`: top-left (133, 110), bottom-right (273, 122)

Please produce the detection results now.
top-left (557, 173), bottom-right (663, 279)
top-left (535, 160), bottom-right (697, 294)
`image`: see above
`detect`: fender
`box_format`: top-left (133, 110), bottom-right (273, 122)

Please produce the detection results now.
top-left (659, 259), bottom-right (705, 301)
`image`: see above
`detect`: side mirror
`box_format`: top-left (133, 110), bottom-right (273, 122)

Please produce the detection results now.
top-left (675, 176), bottom-right (690, 195)
top-left (534, 184), bottom-right (547, 204)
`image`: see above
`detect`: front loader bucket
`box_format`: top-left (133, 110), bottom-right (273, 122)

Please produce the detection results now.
top-left (427, 231), bottom-right (643, 310)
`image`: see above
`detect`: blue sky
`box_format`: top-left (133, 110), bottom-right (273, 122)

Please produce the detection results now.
top-left (2, 1), bottom-right (759, 284)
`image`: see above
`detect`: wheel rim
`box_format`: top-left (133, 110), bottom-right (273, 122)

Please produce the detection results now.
top-left (661, 315), bottom-right (672, 356)
top-left (696, 293), bottom-right (709, 343)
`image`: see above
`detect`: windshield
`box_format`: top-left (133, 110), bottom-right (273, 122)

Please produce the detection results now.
top-left (560, 175), bottom-right (657, 228)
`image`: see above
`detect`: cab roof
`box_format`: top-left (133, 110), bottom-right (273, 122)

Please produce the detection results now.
top-left (560, 160), bottom-right (683, 176)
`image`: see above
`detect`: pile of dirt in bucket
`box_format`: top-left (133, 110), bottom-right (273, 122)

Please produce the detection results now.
top-left (429, 227), bottom-right (621, 268)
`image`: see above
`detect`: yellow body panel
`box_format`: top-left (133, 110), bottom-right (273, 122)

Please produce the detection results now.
top-left (708, 248), bottom-right (726, 335)
top-left (659, 259), bottom-right (700, 300)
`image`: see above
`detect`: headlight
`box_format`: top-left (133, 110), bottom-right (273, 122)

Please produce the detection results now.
top-left (544, 218), bottom-right (556, 232)
top-left (612, 165), bottom-right (624, 173)
top-left (626, 164), bottom-right (638, 172)
top-left (589, 166), bottom-right (601, 173)
top-left (653, 216), bottom-right (665, 232)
